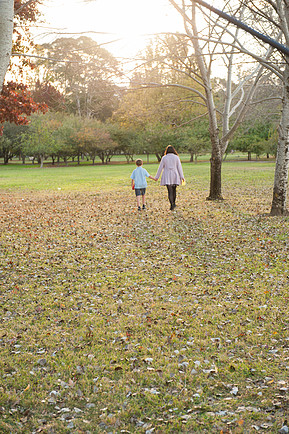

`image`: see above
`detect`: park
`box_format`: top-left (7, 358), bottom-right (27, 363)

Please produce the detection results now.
top-left (1, 0), bottom-right (289, 433)
top-left (1, 160), bottom-right (289, 432)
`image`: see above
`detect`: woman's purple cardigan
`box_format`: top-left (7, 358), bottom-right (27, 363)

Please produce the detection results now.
top-left (155, 153), bottom-right (184, 186)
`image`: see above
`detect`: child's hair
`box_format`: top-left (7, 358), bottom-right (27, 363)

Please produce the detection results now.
top-left (136, 159), bottom-right (143, 166)
top-left (164, 145), bottom-right (178, 155)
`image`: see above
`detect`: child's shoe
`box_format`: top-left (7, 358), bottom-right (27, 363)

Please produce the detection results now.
top-left (142, 204), bottom-right (146, 210)
top-left (138, 206), bottom-right (141, 211)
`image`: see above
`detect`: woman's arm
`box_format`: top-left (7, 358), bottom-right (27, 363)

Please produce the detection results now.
top-left (177, 157), bottom-right (184, 180)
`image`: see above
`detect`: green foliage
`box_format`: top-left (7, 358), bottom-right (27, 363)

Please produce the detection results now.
top-left (0, 123), bottom-right (29, 164)
top-left (140, 123), bottom-right (178, 160)
top-left (10, 113), bottom-right (120, 166)
top-left (230, 120), bottom-right (276, 159)
top-left (0, 135), bottom-right (12, 165)
top-left (20, 113), bottom-right (59, 167)
top-left (176, 121), bottom-right (211, 160)
top-left (37, 37), bottom-right (120, 121)
top-left (113, 34), bottom-right (206, 131)
top-left (107, 123), bottom-right (140, 162)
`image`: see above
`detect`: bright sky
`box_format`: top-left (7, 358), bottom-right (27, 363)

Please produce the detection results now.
top-left (36, 0), bottom-right (184, 61)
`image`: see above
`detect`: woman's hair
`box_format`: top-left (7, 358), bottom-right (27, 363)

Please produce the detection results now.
top-left (164, 145), bottom-right (178, 156)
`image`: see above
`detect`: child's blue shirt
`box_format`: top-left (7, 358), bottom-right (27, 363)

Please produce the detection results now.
top-left (131, 166), bottom-right (150, 188)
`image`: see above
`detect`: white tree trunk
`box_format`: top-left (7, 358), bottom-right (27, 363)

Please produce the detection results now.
top-left (270, 63), bottom-right (289, 215)
top-left (0, 0), bottom-right (14, 89)
top-left (188, 3), bottom-right (223, 199)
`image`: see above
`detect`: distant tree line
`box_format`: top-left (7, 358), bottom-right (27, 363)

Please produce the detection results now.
top-left (0, 35), bottom-right (280, 166)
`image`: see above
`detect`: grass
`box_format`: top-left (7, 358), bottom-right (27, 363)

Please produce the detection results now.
top-left (1, 161), bottom-right (289, 433)
top-left (0, 159), bottom-right (273, 192)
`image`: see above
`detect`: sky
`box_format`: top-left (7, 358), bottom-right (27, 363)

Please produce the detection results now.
top-left (35, 0), bottom-right (184, 62)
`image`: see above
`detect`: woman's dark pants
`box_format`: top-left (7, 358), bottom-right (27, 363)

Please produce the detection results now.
top-left (166, 184), bottom-right (177, 209)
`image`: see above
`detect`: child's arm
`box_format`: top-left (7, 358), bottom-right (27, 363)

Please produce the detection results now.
top-left (149, 175), bottom-right (157, 181)
top-left (131, 179), bottom-right (135, 188)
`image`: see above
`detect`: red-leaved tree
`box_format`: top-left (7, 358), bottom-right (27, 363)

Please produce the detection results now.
top-left (0, 82), bottom-right (47, 126)
top-left (0, 1), bottom-right (47, 133)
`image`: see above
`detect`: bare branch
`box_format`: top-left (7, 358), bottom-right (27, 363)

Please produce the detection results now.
top-left (168, 31), bottom-right (283, 78)
top-left (250, 96), bottom-right (282, 105)
top-left (130, 80), bottom-right (207, 103)
top-left (12, 52), bottom-right (78, 63)
top-left (14, 0), bottom-right (42, 16)
top-left (174, 112), bottom-right (209, 127)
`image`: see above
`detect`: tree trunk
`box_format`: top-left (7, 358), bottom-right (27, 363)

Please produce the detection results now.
top-left (40, 155), bottom-right (44, 169)
top-left (270, 64), bottom-right (289, 215)
top-left (155, 153), bottom-right (162, 162)
top-left (4, 151), bottom-right (9, 164)
top-left (207, 150), bottom-right (223, 200)
top-left (0, 0), bottom-right (13, 88)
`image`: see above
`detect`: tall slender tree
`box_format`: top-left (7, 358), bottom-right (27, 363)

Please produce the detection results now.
top-left (0, 0), bottom-right (14, 88)
top-left (169, 0), bottom-right (289, 213)
top-left (0, 1), bottom-right (46, 130)
top-left (37, 36), bottom-right (120, 120)
top-left (167, 0), bottom-right (275, 200)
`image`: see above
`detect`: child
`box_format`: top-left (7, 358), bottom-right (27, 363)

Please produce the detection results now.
top-left (131, 159), bottom-right (155, 211)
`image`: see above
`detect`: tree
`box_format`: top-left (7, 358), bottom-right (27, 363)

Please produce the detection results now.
top-left (141, 123), bottom-right (179, 162)
top-left (231, 120), bottom-right (273, 160)
top-left (114, 35), bottom-right (209, 161)
top-left (54, 114), bottom-right (83, 165)
top-left (0, 1), bottom-right (46, 131)
top-left (0, 135), bottom-right (12, 164)
top-left (177, 120), bottom-right (211, 162)
top-left (174, 0), bottom-right (289, 214)
top-left (32, 80), bottom-right (65, 112)
top-left (107, 123), bottom-right (139, 163)
top-left (73, 118), bottom-right (118, 164)
top-left (37, 37), bottom-right (120, 121)
top-left (20, 113), bottom-right (60, 168)
top-left (0, 81), bottom-right (47, 128)
top-left (242, 0), bottom-right (289, 215)
top-left (166, 0), bottom-right (275, 200)
top-left (0, 0), bottom-right (14, 88)
top-left (0, 121), bottom-right (28, 163)
top-left (120, 35), bottom-right (207, 128)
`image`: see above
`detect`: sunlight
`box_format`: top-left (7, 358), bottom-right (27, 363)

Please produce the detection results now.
top-left (38, 0), bottom-right (183, 59)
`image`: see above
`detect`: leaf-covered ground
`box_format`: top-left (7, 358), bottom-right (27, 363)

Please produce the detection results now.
top-left (1, 184), bottom-right (289, 433)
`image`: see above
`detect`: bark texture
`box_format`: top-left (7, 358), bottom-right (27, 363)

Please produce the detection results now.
top-left (0, 0), bottom-right (14, 88)
top-left (270, 64), bottom-right (289, 215)
top-left (207, 143), bottom-right (223, 201)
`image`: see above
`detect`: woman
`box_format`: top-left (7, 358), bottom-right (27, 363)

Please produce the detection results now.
top-left (155, 145), bottom-right (185, 210)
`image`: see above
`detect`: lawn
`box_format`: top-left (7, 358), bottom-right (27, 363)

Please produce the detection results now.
top-left (1, 161), bottom-right (289, 433)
